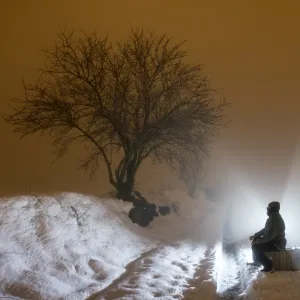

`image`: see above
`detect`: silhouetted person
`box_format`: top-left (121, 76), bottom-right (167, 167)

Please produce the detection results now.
top-left (249, 201), bottom-right (286, 272)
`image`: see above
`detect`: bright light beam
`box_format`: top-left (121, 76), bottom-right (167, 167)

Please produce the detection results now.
top-left (281, 139), bottom-right (300, 247)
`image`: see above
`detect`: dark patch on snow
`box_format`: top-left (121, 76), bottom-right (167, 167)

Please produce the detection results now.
top-left (158, 205), bottom-right (171, 216)
top-left (128, 191), bottom-right (159, 227)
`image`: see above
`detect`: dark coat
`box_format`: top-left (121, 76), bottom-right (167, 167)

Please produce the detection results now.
top-left (254, 211), bottom-right (286, 249)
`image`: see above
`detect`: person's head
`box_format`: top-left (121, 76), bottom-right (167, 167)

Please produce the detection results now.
top-left (267, 201), bottom-right (280, 216)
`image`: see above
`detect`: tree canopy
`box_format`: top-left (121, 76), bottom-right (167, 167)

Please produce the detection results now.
top-left (5, 28), bottom-right (228, 199)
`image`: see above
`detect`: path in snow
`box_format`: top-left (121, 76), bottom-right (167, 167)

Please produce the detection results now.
top-left (85, 247), bottom-right (162, 300)
top-left (84, 242), bottom-right (257, 300)
top-left (208, 241), bottom-right (258, 300)
top-left (182, 247), bottom-right (217, 299)
top-left (83, 239), bottom-right (265, 300)
top-left (85, 242), bottom-right (210, 300)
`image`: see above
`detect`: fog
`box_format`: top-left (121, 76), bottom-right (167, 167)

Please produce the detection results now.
top-left (1, 1), bottom-right (300, 244)
top-left (216, 146), bottom-right (300, 246)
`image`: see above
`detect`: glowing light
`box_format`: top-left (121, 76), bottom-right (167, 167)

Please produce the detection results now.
top-left (212, 242), bottom-right (240, 294)
top-left (280, 139), bottom-right (300, 247)
top-left (212, 242), bottom-right (223, 292)
top-left (241, 247), bottom-right (253, 264)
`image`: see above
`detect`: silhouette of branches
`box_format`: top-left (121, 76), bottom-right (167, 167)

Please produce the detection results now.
top-left (4, 28), bottom-right (229, 198)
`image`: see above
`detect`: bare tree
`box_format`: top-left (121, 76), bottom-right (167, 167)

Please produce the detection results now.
top-left (4, 28), bottom-right (228, 200)
top-left (179, 150), bottom-right (205, 198)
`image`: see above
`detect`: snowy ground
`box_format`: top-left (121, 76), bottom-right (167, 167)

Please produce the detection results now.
top-left (0, 190), bottom-right (300, 299)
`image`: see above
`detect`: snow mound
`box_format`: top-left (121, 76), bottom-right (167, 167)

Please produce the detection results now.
top-left (0, 190), bottom-right (222, 299)
top-left (0, 193), bottom-right (152, 299)
top-left (245, 271), bottom-right (300, 300)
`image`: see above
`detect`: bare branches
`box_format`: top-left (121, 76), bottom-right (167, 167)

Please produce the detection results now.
top-left (70, 206), bottom-right (87, 226)
top-left (179, 150), bottom-right (206, 198)
top-left (4, 28), bottom-right (229, 197)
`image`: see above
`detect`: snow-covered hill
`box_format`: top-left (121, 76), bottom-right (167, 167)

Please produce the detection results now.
top-left (1, 190), bottom-right (300, 299)
top-left (0, 190), bottom-right (223, 299)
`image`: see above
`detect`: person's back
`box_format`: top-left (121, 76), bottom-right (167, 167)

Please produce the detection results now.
top-left (268, 211), bottom-right (286, 249)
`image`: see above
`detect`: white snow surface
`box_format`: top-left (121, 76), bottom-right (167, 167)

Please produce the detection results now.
top-left (0, 190), bottom-right (299, 299)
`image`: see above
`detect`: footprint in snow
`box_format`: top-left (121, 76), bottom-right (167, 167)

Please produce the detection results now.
top-left (171, 261), bottom-right (189, 271)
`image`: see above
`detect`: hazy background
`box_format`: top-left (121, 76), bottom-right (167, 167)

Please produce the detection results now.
top-left (1, 0), bottom-right (299, 223)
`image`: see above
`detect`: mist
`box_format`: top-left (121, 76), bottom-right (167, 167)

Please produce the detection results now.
top-left (1, 1), bottom-right (300, 247)
top-left (214, 155), bottom-right (300, 247)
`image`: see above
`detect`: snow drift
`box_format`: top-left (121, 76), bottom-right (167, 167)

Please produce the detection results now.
top-left (0, 189), bottom-right (225, 299)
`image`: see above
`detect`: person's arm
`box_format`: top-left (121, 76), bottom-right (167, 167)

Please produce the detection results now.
top-left (250, 227), bottom-right (265, 241)
top-left (254, 228), bottom-right (265, 238)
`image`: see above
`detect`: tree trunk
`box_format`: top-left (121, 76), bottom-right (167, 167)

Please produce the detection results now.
top-left (116, 179), bottom-right (134, 201)
top-left (115, 161), bottom-right (135, 201)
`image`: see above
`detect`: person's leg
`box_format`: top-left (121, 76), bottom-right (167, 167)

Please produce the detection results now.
top-left (251, 244), bottom-right (261, 266)
top-left (252, 242), bottom-right (278, 270)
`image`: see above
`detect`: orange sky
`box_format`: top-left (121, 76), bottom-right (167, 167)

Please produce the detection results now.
top-left (1, 1), bottom-right (300, 199)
